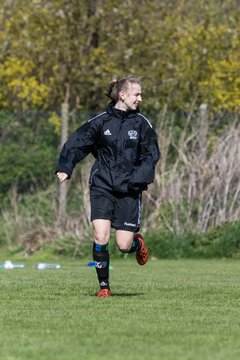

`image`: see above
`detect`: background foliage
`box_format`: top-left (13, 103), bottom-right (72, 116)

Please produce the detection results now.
top-left (1, 0), bottom-right (239, 112)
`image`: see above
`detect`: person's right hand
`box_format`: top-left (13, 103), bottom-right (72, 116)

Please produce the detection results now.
top-left (56, 172), bottom-right (68, 183)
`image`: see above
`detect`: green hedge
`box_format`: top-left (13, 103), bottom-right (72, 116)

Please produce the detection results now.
top-left (146, 222), bottom-right (240, 259)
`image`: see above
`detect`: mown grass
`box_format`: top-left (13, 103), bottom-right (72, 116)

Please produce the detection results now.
top-left (0, 255), bottom-right (240, 360)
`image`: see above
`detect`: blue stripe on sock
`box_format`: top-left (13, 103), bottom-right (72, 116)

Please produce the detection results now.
top-left (95, 244), bottom-right (102, 252)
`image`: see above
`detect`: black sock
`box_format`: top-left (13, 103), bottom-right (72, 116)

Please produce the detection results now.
top-left (125, 235), bottom-right (142, 254)
top-left (93, 242), bottom-right (110, 289)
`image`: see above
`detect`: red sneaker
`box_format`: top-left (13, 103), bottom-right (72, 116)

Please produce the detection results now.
top-left (97, 288), bottom-right (111, 298)
top-left (136, 234), bottom-right (149, 265)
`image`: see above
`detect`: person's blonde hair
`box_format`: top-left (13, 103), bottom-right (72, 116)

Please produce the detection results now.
top-left (106, 77), bottom-right (141, 103)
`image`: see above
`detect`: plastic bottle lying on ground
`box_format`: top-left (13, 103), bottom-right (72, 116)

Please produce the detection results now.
top-left (0, 260), bottom-right (26, 269)
top-left (35, 263), bottom-right (61, 270)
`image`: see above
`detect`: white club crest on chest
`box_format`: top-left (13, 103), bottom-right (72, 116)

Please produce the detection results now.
top-left (128, 130), bottom-right (138, 139)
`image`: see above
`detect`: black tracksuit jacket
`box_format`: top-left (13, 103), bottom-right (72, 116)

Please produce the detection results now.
top-left (56, 103), bottom-right (160, 193)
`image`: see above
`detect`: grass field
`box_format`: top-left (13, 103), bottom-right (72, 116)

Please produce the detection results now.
top-left (0, 256), bottom-right (240, 360)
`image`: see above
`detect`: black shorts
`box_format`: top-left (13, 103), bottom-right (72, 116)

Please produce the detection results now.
top-left (90, 187), bottom-right (142, 232)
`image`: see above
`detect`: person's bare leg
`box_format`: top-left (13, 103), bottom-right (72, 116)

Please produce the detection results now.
top-left (92, 219), bottom-right (111, 245)
top-left (115, 230), bottom-right (134, 252)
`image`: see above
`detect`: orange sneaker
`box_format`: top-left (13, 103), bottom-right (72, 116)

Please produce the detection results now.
top-left (136, 234), bottom-right (149, 265)
top-left (97, 288), bottom-right (111, 298)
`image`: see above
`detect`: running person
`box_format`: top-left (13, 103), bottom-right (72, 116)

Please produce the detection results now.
top-left (56, 77), bottom-right (160, 298)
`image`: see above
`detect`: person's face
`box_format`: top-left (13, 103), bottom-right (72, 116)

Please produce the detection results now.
top-left (120, 83), bottom-right (142, 111)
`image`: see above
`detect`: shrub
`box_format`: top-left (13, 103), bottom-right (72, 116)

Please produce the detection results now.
top-left (146, 222), bottom-right (240, 259)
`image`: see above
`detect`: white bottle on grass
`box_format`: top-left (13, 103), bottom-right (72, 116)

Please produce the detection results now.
top-left (36, 263), bottom-right (61, 270)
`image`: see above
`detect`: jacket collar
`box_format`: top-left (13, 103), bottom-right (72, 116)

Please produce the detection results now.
top-left (106, 102), bottom-right (139, 119)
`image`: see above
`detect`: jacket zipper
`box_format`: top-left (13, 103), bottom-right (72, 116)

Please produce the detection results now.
top-left (117, 120), bottom-right (124, 169)
top-left (90, 168), bottom-right (98, 185)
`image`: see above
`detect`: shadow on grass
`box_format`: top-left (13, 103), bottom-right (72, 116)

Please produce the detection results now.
top-left (111, 292), bottom-right (144, 297)
top-left (89, 292), bottom-right (144, 297)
